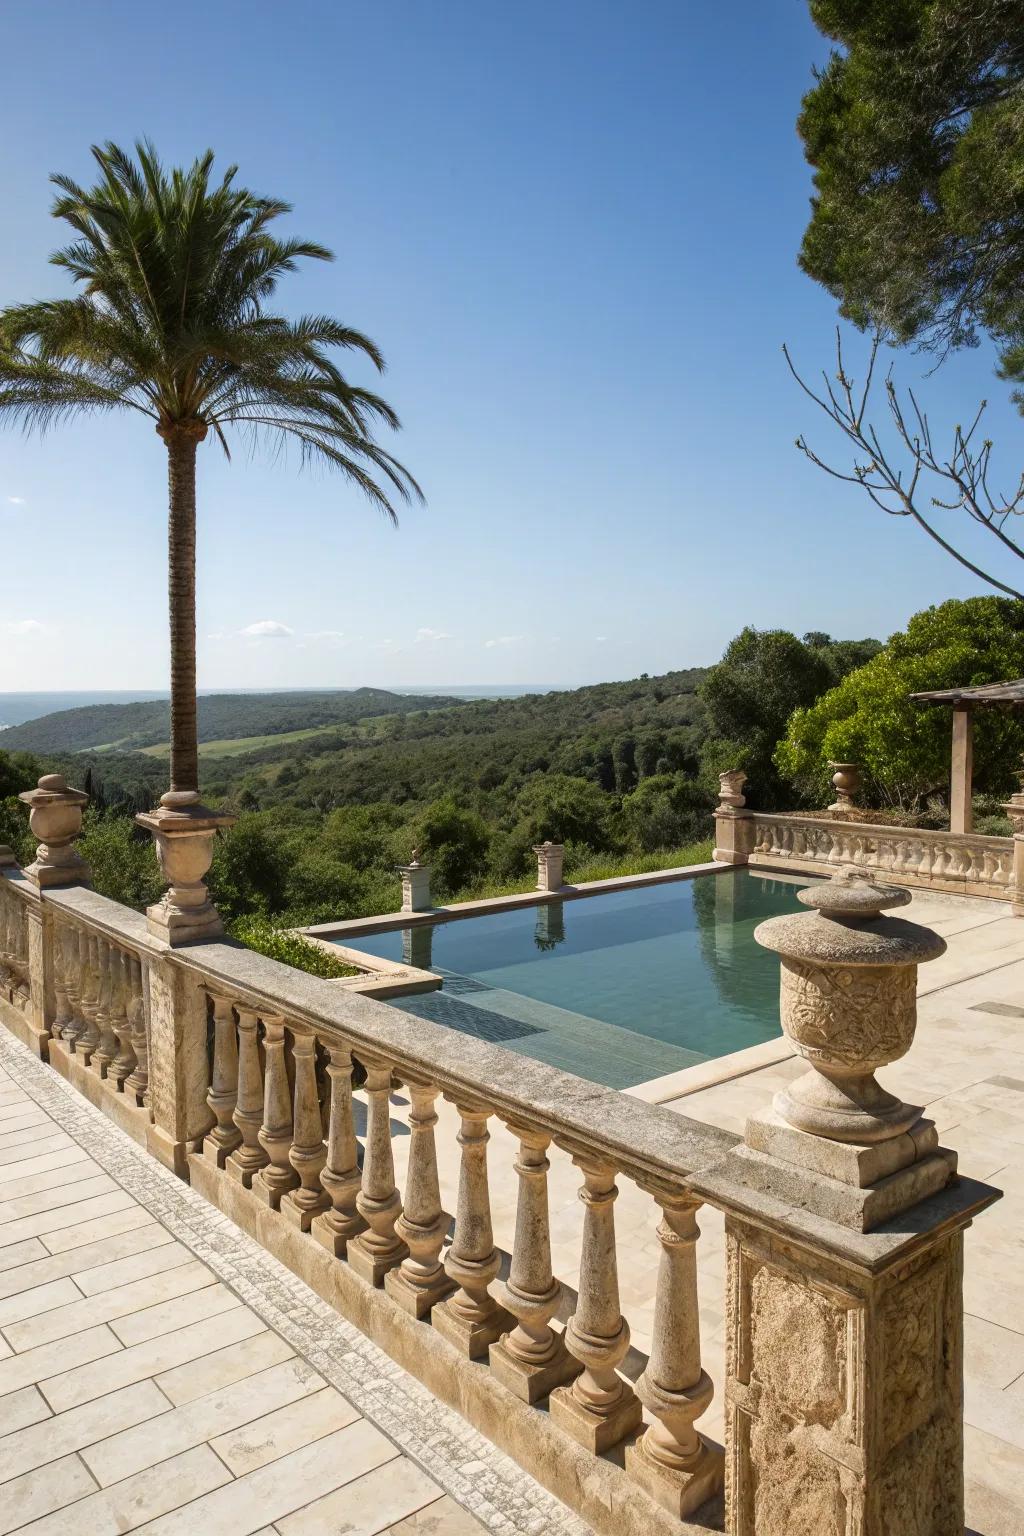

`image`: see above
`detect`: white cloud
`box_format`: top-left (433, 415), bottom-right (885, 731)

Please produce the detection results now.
top-left (239, 620), bottom-right (294, 639)
top-left (484, 634), bottom-right (525, 649)
top-left (594, 635), bottom-right (608, 643)
top-left (4, 619), bottom-right (46, 636)
top-left (415, 627), bottom-right (453, 644)
top-left (6, 496), bottom-right (25, 506)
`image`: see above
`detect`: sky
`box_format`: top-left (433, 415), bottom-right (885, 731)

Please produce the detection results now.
top-left (1, 0), bottom-right (1021, 693)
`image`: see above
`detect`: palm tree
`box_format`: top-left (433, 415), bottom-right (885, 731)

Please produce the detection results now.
top-left (0, 141), bottom-right (421, 812)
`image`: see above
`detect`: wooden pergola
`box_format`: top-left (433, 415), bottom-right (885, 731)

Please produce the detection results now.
top-left (910, 678), bottom-right (1024, 834)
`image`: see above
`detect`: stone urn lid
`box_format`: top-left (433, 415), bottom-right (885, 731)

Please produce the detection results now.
top-left (755, 868), bottom-right (946, 968)
top-left (18, 773), bottom-right (89, 808)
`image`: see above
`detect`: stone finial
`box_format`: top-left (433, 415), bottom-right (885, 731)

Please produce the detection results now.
top-left (827, 760), bottom-right (861, 812)
top-left (1001, 758), bottom-right (1024, 832)
top-left (717, 770), bottom-right (747, 810)
top-left (18, 773), bottom-right (90, 888)
top-left (135, 799), bottom-right (234, 945)
top-left (397, 855), bottom-right (432, 913)
top-left (533, 841), bottom-right (565, 893)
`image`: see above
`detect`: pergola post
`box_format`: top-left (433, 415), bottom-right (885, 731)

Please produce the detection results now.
top-left (950, 705), bottom-right (974, 835)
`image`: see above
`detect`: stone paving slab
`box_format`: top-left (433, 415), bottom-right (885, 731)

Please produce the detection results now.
top-left (0, 1032), bottom-right (590, 1536)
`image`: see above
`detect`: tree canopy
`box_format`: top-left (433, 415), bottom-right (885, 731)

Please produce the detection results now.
top-left (776, 596), bottom-right (1024, 808)
top-left (799, 2), bottom-right (1024, 382)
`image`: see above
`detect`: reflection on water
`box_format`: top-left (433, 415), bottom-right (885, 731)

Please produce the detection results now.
top-left (339, 871), bottom-right (808, 1078)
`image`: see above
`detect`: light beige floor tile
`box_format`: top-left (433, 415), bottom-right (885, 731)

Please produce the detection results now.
top-left (210, 1385), bottom-right (358, 1475)
top-left (82, 1357), bottom-right (325, 1486)
top-left (155, 1329), bottom-right (294, 1406)
top-left (72, 1239), bottom-right (195, 1297)
top-left (0, 1124), bottom-right (58, 1155)
top-left (42, 1306), bottom-right (265, 1413)
top-left (4, 1260), bottom-right (215, 1352)
top-left (0, 1133), bottom-right (70, 1170)
top-left (0, 1112), bottom-right (51, 1142)
top-left (0, 1275), bottom-right (80, 1331)
top-left (137, 1420), bottom-right (399, 1535)
top-left (0, 1173), bottom-right (115, 1226)
top-left (0, 1224), bottom-right (170, 1301)
top-left (0, 1379), bottom-right (168, 1483)
top-left (277, 1455), bottom-right (441, 1536)
top-left (108, 1281), bottom-right (239, 1347)
top-left (0, 1237), bottom-right (48, 1278)
top-left (0, 1190), bottom-right (134, 1250)
top-left (0, 1449), bottom-right (97, 1534)
top-left (15, 1443), bottom-right (231, 1536)
top-left (0, 1322), bottom-right (119, 1398)
top-left (386, 1494), bottom-right (489, 1535)
top-left (964, 1313), bottom-right (1024, 1393)
top-left (42, 1204), bottom-right (155, 1255)
top-left (0, 1383), bottom-right (50, 1437)
top-left (0, 1147), bottom-right (90, 1186)
top-left (0, 1103), bottom-right (47, 1127)
top-left (0, 1153), bottom-right (93, 1203)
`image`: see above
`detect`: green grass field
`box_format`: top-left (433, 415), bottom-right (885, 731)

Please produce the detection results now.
top-left (136, 724), bottom-right (341, 759)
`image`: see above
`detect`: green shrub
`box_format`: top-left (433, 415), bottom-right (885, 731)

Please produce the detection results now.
top-left (230, 916), bottom-right (360, 978)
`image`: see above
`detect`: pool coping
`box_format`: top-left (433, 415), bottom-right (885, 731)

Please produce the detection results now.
top-left (301, 859), bottom-right (733, 941)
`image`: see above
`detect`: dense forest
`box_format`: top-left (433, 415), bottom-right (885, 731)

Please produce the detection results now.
top-left (6, 603), bottom-right (1022, 945)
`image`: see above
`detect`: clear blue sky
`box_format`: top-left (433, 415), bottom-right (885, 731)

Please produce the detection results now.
top-left (1, 0), bottom-right (1019, 692)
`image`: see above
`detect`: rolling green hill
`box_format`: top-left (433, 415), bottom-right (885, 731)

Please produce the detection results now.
top-left (1, 687), bottom-right (463, 754)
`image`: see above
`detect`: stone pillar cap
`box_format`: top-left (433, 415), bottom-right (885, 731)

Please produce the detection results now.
top-left (755, 868), bottom-right (945, 968)
top-left (18, 773), bottom-right (88, 807)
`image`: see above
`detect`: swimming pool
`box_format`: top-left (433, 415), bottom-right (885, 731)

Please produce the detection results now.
top-left (331, 869), bottom-right (807, 1090)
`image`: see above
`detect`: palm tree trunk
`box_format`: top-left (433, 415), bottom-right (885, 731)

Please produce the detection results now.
top-left (161, 423), bottom-right (206, 800)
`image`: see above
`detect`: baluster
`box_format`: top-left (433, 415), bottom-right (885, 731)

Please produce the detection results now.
top-left (59, 925), bottom-right (84, 1044)
top-left (226, 1008), bottom-right (269, 1186)
top-left (91, 938), bottom-right (117, 1077)
top-left (433, 1101), bottom-right (511, 1357)
top-left (490, 1123), bottom-right (579, 1401)
top-left (123, 954), bottom-right (149, 1106)
top-left (311, 1043), bottom-right (364, 1254)
top-left (204, 994), bottom-right (242, 1166)
top-left (549, 1153), bottom-right (641, 1452)
top-left (254, 1015), bottom-right (299, 1207)
top-left (77, 932), bottom-right (101, 1063)
top-left (348, 1058), bottom-right (408, 1284)
top-left (385, 1076), bottom-right (453, 1317)
top-left (108, 949), bottom-right (136, 1089)
top-left (50, 922), bottom-right (72, 1039)
top-left (626, 1189), bottom-right (722, 1516)
top-left (282, 1026), bottom-right (329, 1229)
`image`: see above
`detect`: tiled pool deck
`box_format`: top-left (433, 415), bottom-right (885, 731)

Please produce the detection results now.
top-left (0, 1033), bottom-right (588, 1536)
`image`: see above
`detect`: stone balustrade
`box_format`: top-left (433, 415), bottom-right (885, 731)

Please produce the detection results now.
top-left (746, 811), bottom-right (1017, 900)
top-left (0, 847), bottom-right (1002, 1536)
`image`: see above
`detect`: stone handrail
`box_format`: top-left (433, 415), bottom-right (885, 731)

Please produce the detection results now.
top-left (0, 859), bottom-right (1002, 1534)
top-left (747, 811), bottom-right (1016, 898)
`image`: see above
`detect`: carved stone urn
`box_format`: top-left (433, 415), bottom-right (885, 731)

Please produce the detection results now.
top-left (827, 760), bottom-right (861, 812)
top-left (1001, 758), bottom-right (1024, 832)
top-left (754, 868), bottom-right (945, 1144)
top-left (717, 770), bottom-right (747, 810)
top-left (18, 773), bottom-right (90, 888)
top-left (136, 793), bottom-right (234, 945)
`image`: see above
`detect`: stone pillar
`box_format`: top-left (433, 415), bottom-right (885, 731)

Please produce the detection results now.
top-left (1014, 833), bottom-right (1024, 919)
top-left (348, 1058), bottom-right (408, 1284)
top-left (490, 1123), bottom-right (579, 1402)
top-left (144, 948), bottom-right (214, 1176)
top-left (949, 707), bottom-right (973, 835)
top-left (397, 853), bottom-right (432, 914)
top-left (18, 774), bottom-right (90, 889)
top-left (827, 760), bottom-right (862, 813)
top-left (549, 1153), bottom-right (642, 1453)
top-left (135, 796), bottom-right (234, 946)
top-left (311, 1043), bottom-right (365, 1255)
top-left (692, 867), bottom-right (1001, 1535)
top-left (626, 1189), bottom-right (722, 1516)
top-left (386, 1077), bottom-right (454, 1317)
top-left (226, 1008), bottom-right (269, 1187)
top-left (534, 841), bottom-right (565, 892)
top-left (433, 1102), bottom-right (511, 1357)
top-left (713, 771), bottom-right (753, 866)
top-left (203, 994), bottom-right (242, 1167)
top-left (283, 1027), bottom-right (329, 1230)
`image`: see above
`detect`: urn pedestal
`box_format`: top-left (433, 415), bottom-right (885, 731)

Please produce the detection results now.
top-left (18, 774), bottom-right (90, 888)
top-left (136, 792), bottom-right (234, 945)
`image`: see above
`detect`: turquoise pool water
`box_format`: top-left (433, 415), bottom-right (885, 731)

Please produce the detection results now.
top-left (333, 870), bottom-right (807, 1090)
